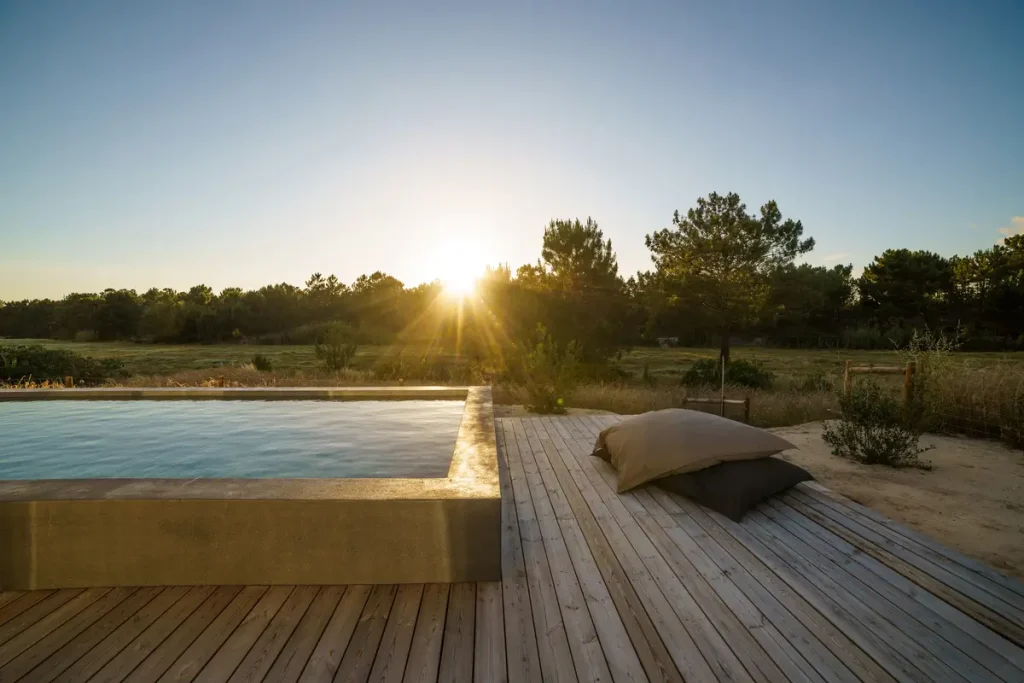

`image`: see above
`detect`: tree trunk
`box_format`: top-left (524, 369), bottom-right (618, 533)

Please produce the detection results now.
top-left (719, 333), bottom-right (730, 365)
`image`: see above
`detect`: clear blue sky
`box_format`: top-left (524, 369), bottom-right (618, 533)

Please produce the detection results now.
top-left (2, 0), bottom-right (1021, 300)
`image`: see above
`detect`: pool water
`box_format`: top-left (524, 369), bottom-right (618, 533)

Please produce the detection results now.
top-left (0, 400), bottom-right (465, 479)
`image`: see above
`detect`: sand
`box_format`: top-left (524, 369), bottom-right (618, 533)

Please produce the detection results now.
top-left (773, 422), bottom-right (1024, 579)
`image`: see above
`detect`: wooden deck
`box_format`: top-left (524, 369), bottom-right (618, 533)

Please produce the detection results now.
top-left (2, 415), bottom-right (1023, 682)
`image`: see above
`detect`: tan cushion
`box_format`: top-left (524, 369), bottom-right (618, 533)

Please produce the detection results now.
top-left (595, 409), bottom-right (795, 492)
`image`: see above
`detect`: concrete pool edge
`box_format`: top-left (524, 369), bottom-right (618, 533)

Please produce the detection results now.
top-left (0, 386), bottom-right (500, 589)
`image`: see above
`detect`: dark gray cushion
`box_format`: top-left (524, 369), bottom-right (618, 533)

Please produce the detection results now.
top-left (656, 457), bottom-right (812, 522)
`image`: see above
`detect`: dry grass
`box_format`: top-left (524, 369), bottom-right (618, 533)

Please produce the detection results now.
top-left (922, 363), bottom-right (1024, 447)
top-left (562, 383), bottom-right (837, 428)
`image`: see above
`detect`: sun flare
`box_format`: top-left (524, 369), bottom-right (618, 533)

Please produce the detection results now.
top-left (433, 239), bottom-right (488, 298)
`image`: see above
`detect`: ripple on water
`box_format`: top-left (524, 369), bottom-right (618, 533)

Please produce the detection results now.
top-left (0, 400), bottom-right (465, 479)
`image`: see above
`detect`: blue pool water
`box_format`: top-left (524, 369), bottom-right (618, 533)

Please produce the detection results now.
top-left (0, 400), bottom-right (465, 479)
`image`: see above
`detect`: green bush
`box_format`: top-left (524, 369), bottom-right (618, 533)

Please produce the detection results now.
top-left (822, 380), bottom-right (931, 468)
top-left (314, 323), bottom-right (358, 371)
top-left (0, 344), bottom-right (126, 385)
top-left (681, 358), bottom-right (775, 389)
top-left (519, 325), bottom-right (579, 414)
top-left (250, 353), bottom-right (273, 372)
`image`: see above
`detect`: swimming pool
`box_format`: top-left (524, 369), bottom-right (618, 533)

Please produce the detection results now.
top-left (0, 399), bottom-right (465, 479)
top-left (0, 387), bottom-right (501, 589)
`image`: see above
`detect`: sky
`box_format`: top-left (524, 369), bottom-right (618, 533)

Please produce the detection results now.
top-left (1, 0), bottom-right (1022, 300)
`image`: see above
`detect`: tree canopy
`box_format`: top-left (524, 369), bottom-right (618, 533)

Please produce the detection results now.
top-left (2, 199), bottom-right (1022, 358)
top-left (645, 192), bottom-right (815, 361)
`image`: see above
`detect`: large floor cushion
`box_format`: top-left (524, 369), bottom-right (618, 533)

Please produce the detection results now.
top-left (657, 457), bottom-right (813, 521)
top-left (594, 409), bottom-right (795, 492)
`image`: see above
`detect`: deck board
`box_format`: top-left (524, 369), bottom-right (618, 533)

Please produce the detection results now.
top-left (2, 416), bottom-right (1023, 682)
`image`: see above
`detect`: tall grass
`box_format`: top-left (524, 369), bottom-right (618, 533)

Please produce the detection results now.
top-left (560, 383), bottom-right (837, 428)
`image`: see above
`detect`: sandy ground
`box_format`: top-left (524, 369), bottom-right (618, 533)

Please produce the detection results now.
top-left (773, 422), bottom-right (1024, 579)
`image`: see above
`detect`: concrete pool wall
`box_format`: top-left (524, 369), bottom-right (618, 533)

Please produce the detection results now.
top-left (0, 386), bottom-right (500, 589)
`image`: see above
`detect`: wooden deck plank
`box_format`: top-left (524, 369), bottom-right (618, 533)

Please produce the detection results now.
top-left (513, 419), bottom-right (611, 682)
top-left (156, 586), bottom-right (268, 683)
top-left (803, 480), bottom-right (1024, 601)
top-left (226, 585), bottom-right (318, 683)
top-left (262, 586), bottom-right (345, 683)
top-left (55, 586), bottom-right (191, 683)
top-left (5, 416), bottom-right (1024, 683)
top-left (537, 417), bottom-right (685, 683)
top-left (333, 584), bottom-right (397, 682)
top-left (368, 583), bottom-right (424, 683)
top-left (558, 417), bottom-right (771, 683)
top-left (552, 416), bottom-right (753, 683)
top-left (494, 423), bottom-right (542, 683)
top-left (529, 418), bottom-right (649, 683)
top-left (187, 585), bottom-right (292, 683)
top-left (0, 587), bottom-right (135, 682)
top-left (299, 584), bottom-right (370, 682)
top-left (775, 495), bottom-right (1024, 679)
top-left (83, 586), bottom-right (215, 683)
top-left (791, 484), bottom-right (1024, 626)
top-left (566, 415), bottom-right (878, 683)
top-left (437, 583), bottom-right (475, 683)
top-left (786, 487), bottom-right (1024, 651)
top-left (124, 586), bottom-right (244, 683)
top-left (0, 592), bottom-right (25, 612)
top-left (401, 584), bottom-right (449, 683)
top-left (22, 588), bottom-right (163, 683)
top-left (752, 505), bottom-right (997, 682)
top-left (500, 420), bottom-right (577, 682)
top-left (0, 587), bottom-right (109, 667)
top-left (473, 581), bottom-right (506, 683)
top-left (562, 417), bottom-right (807, 683)
top-left (0, 590), bottom-right (81, 646)
top-left (0, 590), bottom-right (56, 631)
top-left (543, 417), bottom-right (711, 682)
top-left (738, 509), bottom-right (962, 683)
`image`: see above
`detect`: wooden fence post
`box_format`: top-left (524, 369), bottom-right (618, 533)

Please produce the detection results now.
top-left (903, 361), bottom-right (916, 410)
top-left (743, 397), bottom-right (750, 424)
top-left (843, 360), bottom-right (852, 394)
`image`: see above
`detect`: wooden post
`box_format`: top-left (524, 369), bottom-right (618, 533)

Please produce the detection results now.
top-left (743, 396), bottom-right (750, 424)
top-left (843, 360), bottom-right (852, 394)
top-left (64, 375), bottom-right (73, 388)
top-left (218, 376), bottom-right (226, 388)
top-left (903, 361), bottom-right (916, 410)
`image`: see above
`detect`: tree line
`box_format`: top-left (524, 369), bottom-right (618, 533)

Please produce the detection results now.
top-left (3, 192), bottom-right (1023, 364)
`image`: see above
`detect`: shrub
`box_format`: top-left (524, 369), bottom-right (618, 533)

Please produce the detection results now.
top-left (681, 358), bottom-right (775, 389)
top-left (250, 353), bottom-right (273, 372)
top-left (0, 344), bottom-right (126, 385)
top-left (519, 325), bottom-right (579, 414)
top-left (822, 380), bottom-right (931, 468)
top-left (314, 323), bottom-right (358, 371)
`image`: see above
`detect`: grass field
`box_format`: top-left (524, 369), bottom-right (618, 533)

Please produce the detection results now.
top-left (5, 338), bottom-right (1023, 383)
top-left (5, 338), bottom-right (1023, 442)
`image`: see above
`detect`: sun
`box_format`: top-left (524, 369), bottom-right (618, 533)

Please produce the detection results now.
top-left (443, 270), bottom-right (478, 297)
top-left (433, 239), bottom-right (487, 298)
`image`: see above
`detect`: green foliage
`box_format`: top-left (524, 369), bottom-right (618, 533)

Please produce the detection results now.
top-left (646, 192), bottom-right (814, 362)
top-left (250, 353), bottom-right (273, 372)
top-left (681, 358), bottom-right (775, 389)
top-left (822, 381), bottom-right (931, 468)
top-left (519, 325), bottom-right (579, 414)
top-left (0, 344), bottom-right (126, 385)
top-left (314, 323), bottom-right (358, 371)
